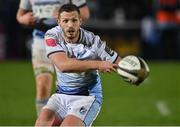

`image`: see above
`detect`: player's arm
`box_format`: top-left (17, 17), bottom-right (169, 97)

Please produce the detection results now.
top-left (49, 52), bottom-right (117, 73)
top-left (93, 35), bottom-right (121, 66)
top-left (16, 8), bottom-right (36, 26)
top-left (114, 56), bottom-right (121, 65)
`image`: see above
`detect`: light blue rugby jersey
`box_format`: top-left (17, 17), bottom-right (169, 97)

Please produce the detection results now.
top-left (19, 0), bottom-right (87, 38)
top-left (45, 26), bottom-right (119, 104)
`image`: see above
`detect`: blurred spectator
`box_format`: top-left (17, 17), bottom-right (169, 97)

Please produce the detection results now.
top-left (155, 0), bottom-right (179, 59)
top-left (87, 0), bottom-right (100, 19)
top-left (141, 0), bottom-right (180, 59)
top-left (0, 0), bottom-right (29, 59)
top-left (155, 0), bottom-right (179, 27)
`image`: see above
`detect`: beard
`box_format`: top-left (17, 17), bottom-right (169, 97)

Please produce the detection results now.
top-left (63, 28), bottom-right (79, 41)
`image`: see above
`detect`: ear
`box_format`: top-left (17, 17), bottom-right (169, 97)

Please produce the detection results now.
top-left (57, 19), bottom-right (61, 26)
top-left (79, 16), bottom-right (82, 25)
top-left (57, 18), bottom-right (60, 24)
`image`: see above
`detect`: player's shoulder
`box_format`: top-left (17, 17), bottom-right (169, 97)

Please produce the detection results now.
top-left (81, 28), bottom-right (101, 44)
top-left (81, 28), bottom-right (97, 39)
top-left (46, 26), bottom-right (61, 34)
top-left (45, 26), bottom-right (62, 37)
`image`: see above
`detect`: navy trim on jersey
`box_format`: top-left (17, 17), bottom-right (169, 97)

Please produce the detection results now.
top-left (33, 29), bottom-right (45, 38)
top-left (47, 50), bottom-right (65, 58)
top-left (56, 85), bottom-right (89, 96)
top-left (113, 55), bottom-right (119, 63)
top-left (77, 29), bottom-right (82, 43)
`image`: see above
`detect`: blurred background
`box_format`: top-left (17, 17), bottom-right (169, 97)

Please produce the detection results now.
top-left (0, 0), bottom-right (179, 126)
top-left (0, 0), bottom-right (179, 60)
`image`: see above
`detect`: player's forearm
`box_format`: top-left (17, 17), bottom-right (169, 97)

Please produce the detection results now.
top-left (16, 9), bottom-right (36, 26)
top-left (56, 59), bottom-right (100, 72)
top-left (49, 52), bottom-right (100, 72)
top-left (16, 9), bottom-right (25, 24)
top-left (114, 56), bottom-right (121, 65)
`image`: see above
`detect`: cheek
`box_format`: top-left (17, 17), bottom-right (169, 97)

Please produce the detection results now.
top-left (59, 23), bottom-right (66, 29)
top-left (75, 23), bottom-right (80, 28)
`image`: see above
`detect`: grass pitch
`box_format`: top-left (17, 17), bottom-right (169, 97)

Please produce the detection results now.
top-left (0, 60), bottom-right (179, 125)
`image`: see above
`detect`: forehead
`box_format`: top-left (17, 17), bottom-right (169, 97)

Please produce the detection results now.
top-left (60, 11), bottom-right (79, 19)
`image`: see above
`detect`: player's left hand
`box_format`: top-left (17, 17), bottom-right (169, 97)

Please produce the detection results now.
top-left (98, 61), bottom-right (118, 73)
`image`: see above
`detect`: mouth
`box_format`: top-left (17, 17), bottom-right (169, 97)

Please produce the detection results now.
top-left (67, 29), bottom-right (75, 34)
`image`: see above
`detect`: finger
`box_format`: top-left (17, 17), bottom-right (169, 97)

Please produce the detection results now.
top-left (112, 63), bottom-right (118, 68)
top-left (109, 66), bottom-right (117, 72)
top-left (111, 67), bottom-right (117, 72)
top-left (106, 69), bottom-right (111, 73)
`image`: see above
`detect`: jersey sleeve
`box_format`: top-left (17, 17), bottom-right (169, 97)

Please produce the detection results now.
top-left (72, 0), bottom-right (87, 7)
top-left (19, 0), bottom-right (32, 10)
top-left (94, 35), bottom-right (119, 63)
top-left (44, 30), bottom-right (65, 58)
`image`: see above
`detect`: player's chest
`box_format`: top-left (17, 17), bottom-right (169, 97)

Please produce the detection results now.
top-left (65, 43), bottom-right (96, 59)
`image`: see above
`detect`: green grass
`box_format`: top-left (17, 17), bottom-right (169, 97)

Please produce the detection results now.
top-left (0, 60), bottom-right (180, 125)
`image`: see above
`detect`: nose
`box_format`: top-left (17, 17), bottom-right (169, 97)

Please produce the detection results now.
top-left (67, 21), bottom-right (73, 27)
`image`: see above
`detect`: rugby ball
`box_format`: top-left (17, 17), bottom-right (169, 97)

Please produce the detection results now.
top-left (117, 55), bottom-right (149, 85)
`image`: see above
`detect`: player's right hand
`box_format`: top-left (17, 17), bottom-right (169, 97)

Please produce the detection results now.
top-left (98, 61), bottom-right (118, 73)
top-left (20, 12), bottom-right (36, 26)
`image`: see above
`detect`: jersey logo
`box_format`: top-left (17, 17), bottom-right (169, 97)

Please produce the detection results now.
top-left (79, 106), bottom-right (87, 115)
top-left (105, 46), bottom-right (114, 56)
top-left (45, 38), bottom-right (57, 47)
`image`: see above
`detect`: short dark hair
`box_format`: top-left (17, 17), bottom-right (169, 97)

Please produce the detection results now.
top-left (59, 4), bottom-right (80, 15)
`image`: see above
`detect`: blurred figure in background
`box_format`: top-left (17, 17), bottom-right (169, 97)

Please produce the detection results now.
top-left (141, 0), bottom-right (179, 59)
top-left (16, 0), bottom-right (90, 116)
top-left (155, 0), bottom-right (179, 59)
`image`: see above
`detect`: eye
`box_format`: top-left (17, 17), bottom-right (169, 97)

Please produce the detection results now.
top-left (72, 19), bottom-right (78, 22)
top-left (63, 19), bottom-right (68, 23)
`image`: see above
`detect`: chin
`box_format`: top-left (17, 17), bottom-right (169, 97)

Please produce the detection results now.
top-left (67, 36), bottom-right (74, 40)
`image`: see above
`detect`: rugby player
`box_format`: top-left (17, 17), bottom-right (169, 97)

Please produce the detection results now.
top-left (35, 4), bottom-right (121, 126)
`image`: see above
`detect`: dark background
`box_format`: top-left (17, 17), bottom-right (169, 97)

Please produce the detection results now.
top-left (0, 0), bottom-right (179, 60)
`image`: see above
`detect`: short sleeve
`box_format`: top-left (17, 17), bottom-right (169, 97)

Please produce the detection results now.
top-left (94, 36), bottom-right (118, 63)
top-left (19, 0), bottom-right (32, 10)
top-left (71, 0), bottom-right (87, 7)
top-left (45, 30), bottom-right (64, 58)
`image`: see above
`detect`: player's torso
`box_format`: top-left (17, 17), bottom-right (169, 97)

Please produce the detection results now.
top-left (54, 27), bottom-right (101, 94)
top-left (56, 28), bottom-right (98, 61)
top-left (44, 27), bottom-right (104, 97)
top-left (57, 32), bottom-right (98, 81)
top-left (65, 43), bottom-right (97, 60)
top-left (57, 41), bottom-right (98, 86)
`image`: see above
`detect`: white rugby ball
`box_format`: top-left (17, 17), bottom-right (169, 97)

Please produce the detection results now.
top-left (117, 55), bottom-right (150, 85)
